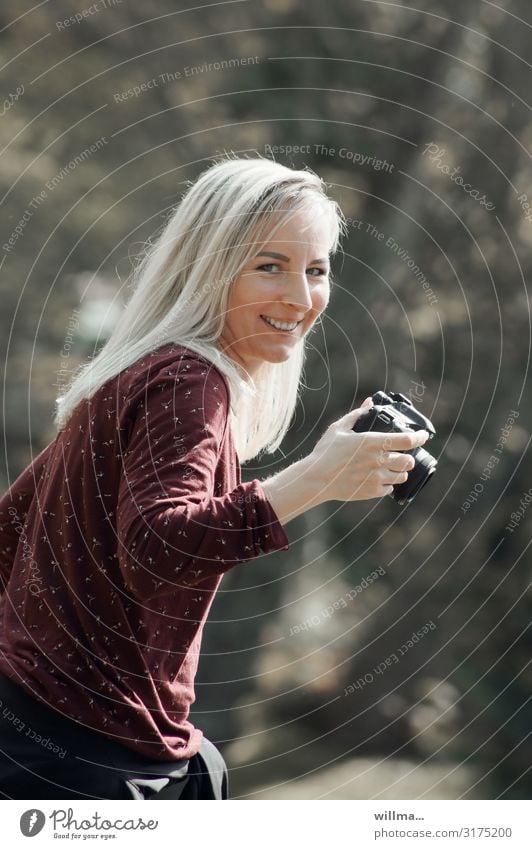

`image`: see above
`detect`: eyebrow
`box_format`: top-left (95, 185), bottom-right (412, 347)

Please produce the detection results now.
top-left (255, 250), bottom-right (329, 264)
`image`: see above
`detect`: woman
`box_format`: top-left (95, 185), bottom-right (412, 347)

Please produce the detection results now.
top-left (0, 155), bottom-right (428, 800)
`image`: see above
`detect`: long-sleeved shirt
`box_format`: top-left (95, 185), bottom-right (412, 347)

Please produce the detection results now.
top-left (0, 342), bottom-right (289, 761)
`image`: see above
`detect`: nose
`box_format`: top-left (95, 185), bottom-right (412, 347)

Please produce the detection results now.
top-left (281, 270), bottom-right (313, 312)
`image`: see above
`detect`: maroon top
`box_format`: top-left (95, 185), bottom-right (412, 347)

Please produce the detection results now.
top-left (0, 343), bottom-right (289, 761)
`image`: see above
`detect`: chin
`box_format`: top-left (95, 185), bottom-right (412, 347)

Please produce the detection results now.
top-left (260, 345), bottom-right (299, 365)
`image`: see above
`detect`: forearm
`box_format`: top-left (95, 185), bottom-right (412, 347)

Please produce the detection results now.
top-left (260, 454), bottom-right (325, 526)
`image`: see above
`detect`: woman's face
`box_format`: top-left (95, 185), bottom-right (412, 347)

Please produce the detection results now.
top-left (219, 207), bottom-right (333, 376)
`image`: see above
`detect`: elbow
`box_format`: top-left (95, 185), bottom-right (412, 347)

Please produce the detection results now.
top-left (117, 519), bottom-right (206, 600)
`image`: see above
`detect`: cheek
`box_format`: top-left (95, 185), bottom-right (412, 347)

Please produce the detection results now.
top-left (227, 276), bottom-right (264, 315)
top-left (311, 284), bottom-right (330, 315)
top-left (225, 282), bottom-right (248, 322)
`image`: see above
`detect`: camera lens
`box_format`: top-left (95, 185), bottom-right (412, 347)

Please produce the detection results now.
top-left (394, 446), bottom-right (437, 505)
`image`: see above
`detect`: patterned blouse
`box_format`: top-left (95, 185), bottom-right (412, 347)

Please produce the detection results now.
top-left (0, 343), bottom-right (289, 761)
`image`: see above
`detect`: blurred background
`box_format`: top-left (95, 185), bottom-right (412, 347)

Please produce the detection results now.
top-left (1, 0), bottom-right (531, 799)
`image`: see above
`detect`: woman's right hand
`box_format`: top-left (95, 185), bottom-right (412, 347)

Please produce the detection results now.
top-left (260, 398), bottom-right (431, 526)
top-left (307, 398), bottom-right (430, 503)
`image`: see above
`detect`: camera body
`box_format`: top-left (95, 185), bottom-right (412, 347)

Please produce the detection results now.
top-left (352, 390), bottom-right (437, 505)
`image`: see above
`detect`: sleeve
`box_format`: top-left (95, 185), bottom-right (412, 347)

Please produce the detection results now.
top-left (0, 441), bottom-right (55, 592)
top-left (116, 356), bottom-right (290, 599)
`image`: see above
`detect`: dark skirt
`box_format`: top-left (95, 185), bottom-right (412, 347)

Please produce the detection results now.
top-left (0, 671), bottom-right (228, 800)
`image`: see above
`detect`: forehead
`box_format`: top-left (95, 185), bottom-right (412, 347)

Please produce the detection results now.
top-left (254, 206), bottom-right (334, 253)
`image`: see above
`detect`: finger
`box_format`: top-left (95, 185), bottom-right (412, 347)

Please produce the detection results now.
top-left (336, 401), bottom-right (374, 429)
top-left (383, 471), bottom-right (409, 485)
top-left (381, 451), bottom-right (416, 471)
top-left (370, 430), bottom-right (430, 451)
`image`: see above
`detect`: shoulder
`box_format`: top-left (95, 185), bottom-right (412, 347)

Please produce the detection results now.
top-left (119, 343), bottom-right (231, 424)
top-left (123, 342), bottom-right (226, 386)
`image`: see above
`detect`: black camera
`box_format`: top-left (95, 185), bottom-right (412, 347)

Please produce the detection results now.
top-left (352, 390), bottom-right (437, 505)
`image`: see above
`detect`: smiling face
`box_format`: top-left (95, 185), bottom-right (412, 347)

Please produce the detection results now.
top-left (218, 207), bottom-right (334, 377)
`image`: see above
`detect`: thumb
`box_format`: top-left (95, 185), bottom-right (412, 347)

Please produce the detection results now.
top-left (336, 397), bottom-right (374, 430)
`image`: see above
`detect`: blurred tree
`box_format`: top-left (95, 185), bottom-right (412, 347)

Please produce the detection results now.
top-left (1, 0), bottom-right (530, 799)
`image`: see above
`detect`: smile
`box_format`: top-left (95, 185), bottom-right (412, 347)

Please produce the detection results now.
top-left (260, 315), bottom-right (301, 332)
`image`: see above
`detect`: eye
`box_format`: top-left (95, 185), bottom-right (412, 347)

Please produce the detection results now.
top-left (257, 263), bottom-right (281, 272)
top-left (307, 267), bottom-right (328, 277)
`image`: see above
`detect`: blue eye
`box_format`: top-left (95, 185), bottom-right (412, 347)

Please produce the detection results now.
top-left (257, 264), bottom-right (327, 276)
top-left (258, 263), bottom-right (280, 272)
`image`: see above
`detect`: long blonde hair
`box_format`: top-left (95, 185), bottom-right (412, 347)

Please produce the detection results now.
top-left (54, 154), bottom-right (346, 462)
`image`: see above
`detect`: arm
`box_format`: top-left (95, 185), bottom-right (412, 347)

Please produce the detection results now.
top-left (0, 441), bottom-right (55, 591)
top-left (116, 357), bottom-right (289, 599)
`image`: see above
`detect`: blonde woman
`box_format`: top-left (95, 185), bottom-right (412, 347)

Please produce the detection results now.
top-left (0, 156), bottom-right (428, 800)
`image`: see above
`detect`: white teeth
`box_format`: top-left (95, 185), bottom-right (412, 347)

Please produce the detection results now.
top-left (262, 315), bottom-right (299, 331)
